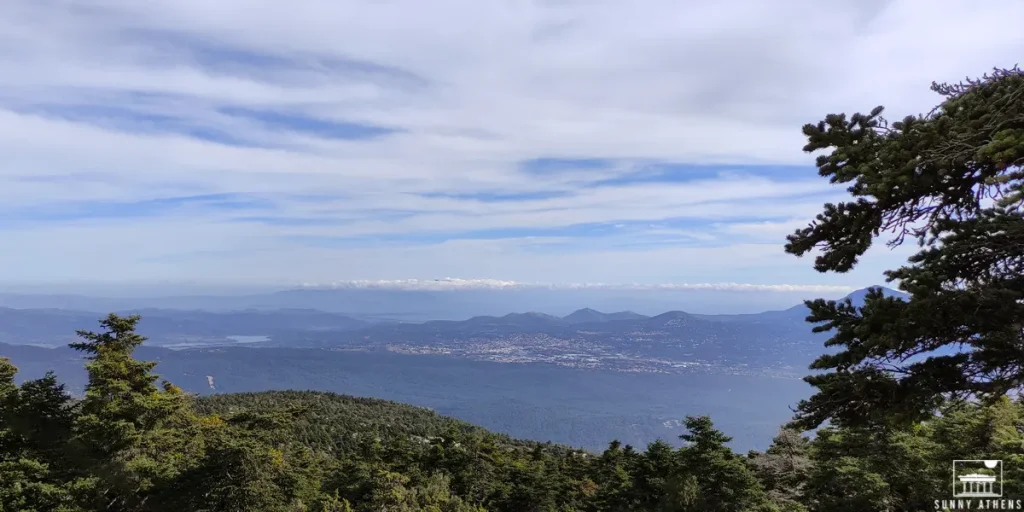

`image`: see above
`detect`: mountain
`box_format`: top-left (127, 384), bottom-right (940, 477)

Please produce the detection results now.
top-left (646, 310), bottom-right (696, 327)
top-left (494, 312), bottom-right (564, 326)
top-left (0, 285), bottom-right (910, 382)
top-left (562, 308), bottom-right (648, 324)
top-left (2, 289), bottom-right (900, 368)
top-left (695, 285), bottom-right (909, 323)
top-left (842, 285), bottom-right (909, 306)
top-left (275, 286), bottom-right (911, 372)
top-left (0, 286), bottom-right (856, 320)
top-left (605, 310), bottom-right (649, 321)
top-left (562, 308), bottom-right (606, 324)
top-left (275, 305), bottom-right (830, 373)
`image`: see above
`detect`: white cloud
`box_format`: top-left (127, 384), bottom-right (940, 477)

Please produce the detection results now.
top-left (301, 278), bottom-right (856, 294)
top-left (0, 0), bottom-right (1020, 287)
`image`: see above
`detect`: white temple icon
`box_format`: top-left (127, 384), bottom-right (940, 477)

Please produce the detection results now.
top-left (953, 460), bottom-right (1002, 498)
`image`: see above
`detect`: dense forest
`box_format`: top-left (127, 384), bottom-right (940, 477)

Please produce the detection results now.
top-left (1, 68), bottom-right (1022, 511)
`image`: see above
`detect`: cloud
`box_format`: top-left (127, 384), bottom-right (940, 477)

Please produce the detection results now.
top-left (0, 0), bottom-right (1020, 287)
top-left (299, 278), bottom-right (856, 294)
top-left (6, 193), bottom-right (272, 223)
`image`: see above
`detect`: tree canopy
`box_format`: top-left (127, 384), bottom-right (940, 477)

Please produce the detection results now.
top-left (785, 66), bottom-right (1024, 430)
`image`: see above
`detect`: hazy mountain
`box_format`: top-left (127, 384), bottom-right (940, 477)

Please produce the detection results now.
top-left (495, 312), bottom-right (565, 325)
top-left (0, 286), bottom-right (904, 360)
top-left (562, 308), bottom-right (605, 324)
top-left (605, 310), bottom-right (649, 321)
top-left (562, 308), bottom-right (648, 324)
top-left (694, 285), bottom-right (908, 323)
top-left (262, 286), bottom-right (909, 371)
top-left (646, 310), bottom-right (696, 327)
top-left (843, 285), bottom-right (910, 306)
top-left (0, 286), bottom-right (859, 320)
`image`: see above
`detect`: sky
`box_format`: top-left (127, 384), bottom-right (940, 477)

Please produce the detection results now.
top-left (1, 0), bottom-right (1022, 297)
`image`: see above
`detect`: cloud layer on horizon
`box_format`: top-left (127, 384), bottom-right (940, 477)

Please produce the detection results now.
top-left (1, 0), bottom-right (1021, 287)
top-left (298, 278), bottom-right (857, 293)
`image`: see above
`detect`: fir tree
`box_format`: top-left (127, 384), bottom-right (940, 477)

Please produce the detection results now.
top-left (668, 416), bottom-right (775, 512)
top-left (785, 66), bottom-right (1024, 429)
top-left (69, 314), bottom-right (200, 511)
top-left (0, 359), bottom-right (80, 511)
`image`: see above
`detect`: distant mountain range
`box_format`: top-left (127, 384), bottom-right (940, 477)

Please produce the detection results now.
top-left (0, 286), bottom-right (912, 381)
top-left (0, 286), bottom-right (908, 452)
top-left (0, 286), bottom-right (908, 350)
top-left (563, 308), bottom-right (648, 324)
top-left (0, 285), bottom-right (898, 321)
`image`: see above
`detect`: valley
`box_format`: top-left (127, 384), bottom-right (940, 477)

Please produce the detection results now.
top-left (0, 287), bottom-right (905, 451)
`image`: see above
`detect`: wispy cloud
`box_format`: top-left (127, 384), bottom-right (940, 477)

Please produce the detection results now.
top-left (299, 278), bottom-right (856, 294)
top-left (0, 0), bottom-right (1019, 288)
top-left (218, 106), bottom-right (401, 140)
top-left (4, 194), bottom-right (274, 224)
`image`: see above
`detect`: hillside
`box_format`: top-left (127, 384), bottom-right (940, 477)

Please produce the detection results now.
top-left (193, 390), bottom-right (573, 457)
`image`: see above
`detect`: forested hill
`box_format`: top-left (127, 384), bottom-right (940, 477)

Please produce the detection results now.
top-left (192, 390), bottom-right (556, 455)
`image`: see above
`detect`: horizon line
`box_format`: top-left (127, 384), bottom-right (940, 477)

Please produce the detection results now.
top-left (297, 279), bottom-right (862, 293)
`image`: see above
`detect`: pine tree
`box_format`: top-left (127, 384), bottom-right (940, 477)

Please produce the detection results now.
top-left (749, 429), bottom-right (810, 512)
top-left (69, 313), bottom-right (201, 511)
top-left (0, 358), bottom-right (19, 458)
top-left (0, 359), bottom-right (81, 511)
top-left (591, 440), bottom-right (634, 512)
top-left (667, 416), bottom-right (776, 512)
top-left (627, 440), bottom-right (676, 511)
top-left (803, 454), bottom-right (889, 512)
top-left (785, 66), bottom-right (1024, 429)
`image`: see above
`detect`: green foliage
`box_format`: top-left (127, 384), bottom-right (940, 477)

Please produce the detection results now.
top-left (670, 416), bottom-right (775, 512)
top-left (0, 458), bottom-right (82, 512)
top-left (67, 314), bottom-right (202, 511)
top-left (749, 429), bottom-right (810, 512)
top-left (785, 66), bottom-right (1024, 430)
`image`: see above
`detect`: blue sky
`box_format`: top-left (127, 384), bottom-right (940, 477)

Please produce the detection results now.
top-left (0, 0), bottom-right (1021, 300)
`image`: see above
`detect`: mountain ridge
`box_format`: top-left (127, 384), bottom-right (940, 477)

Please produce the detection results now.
top-left (0, 286), bottom-right (908, 348)
top-left (0, 285), bottom-right (898, 320)
top-left (563, 308), bottom-right (649, 324)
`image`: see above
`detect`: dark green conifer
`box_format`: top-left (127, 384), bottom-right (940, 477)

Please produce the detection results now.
top-left (786, 67), bottom-right (1024, 429)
